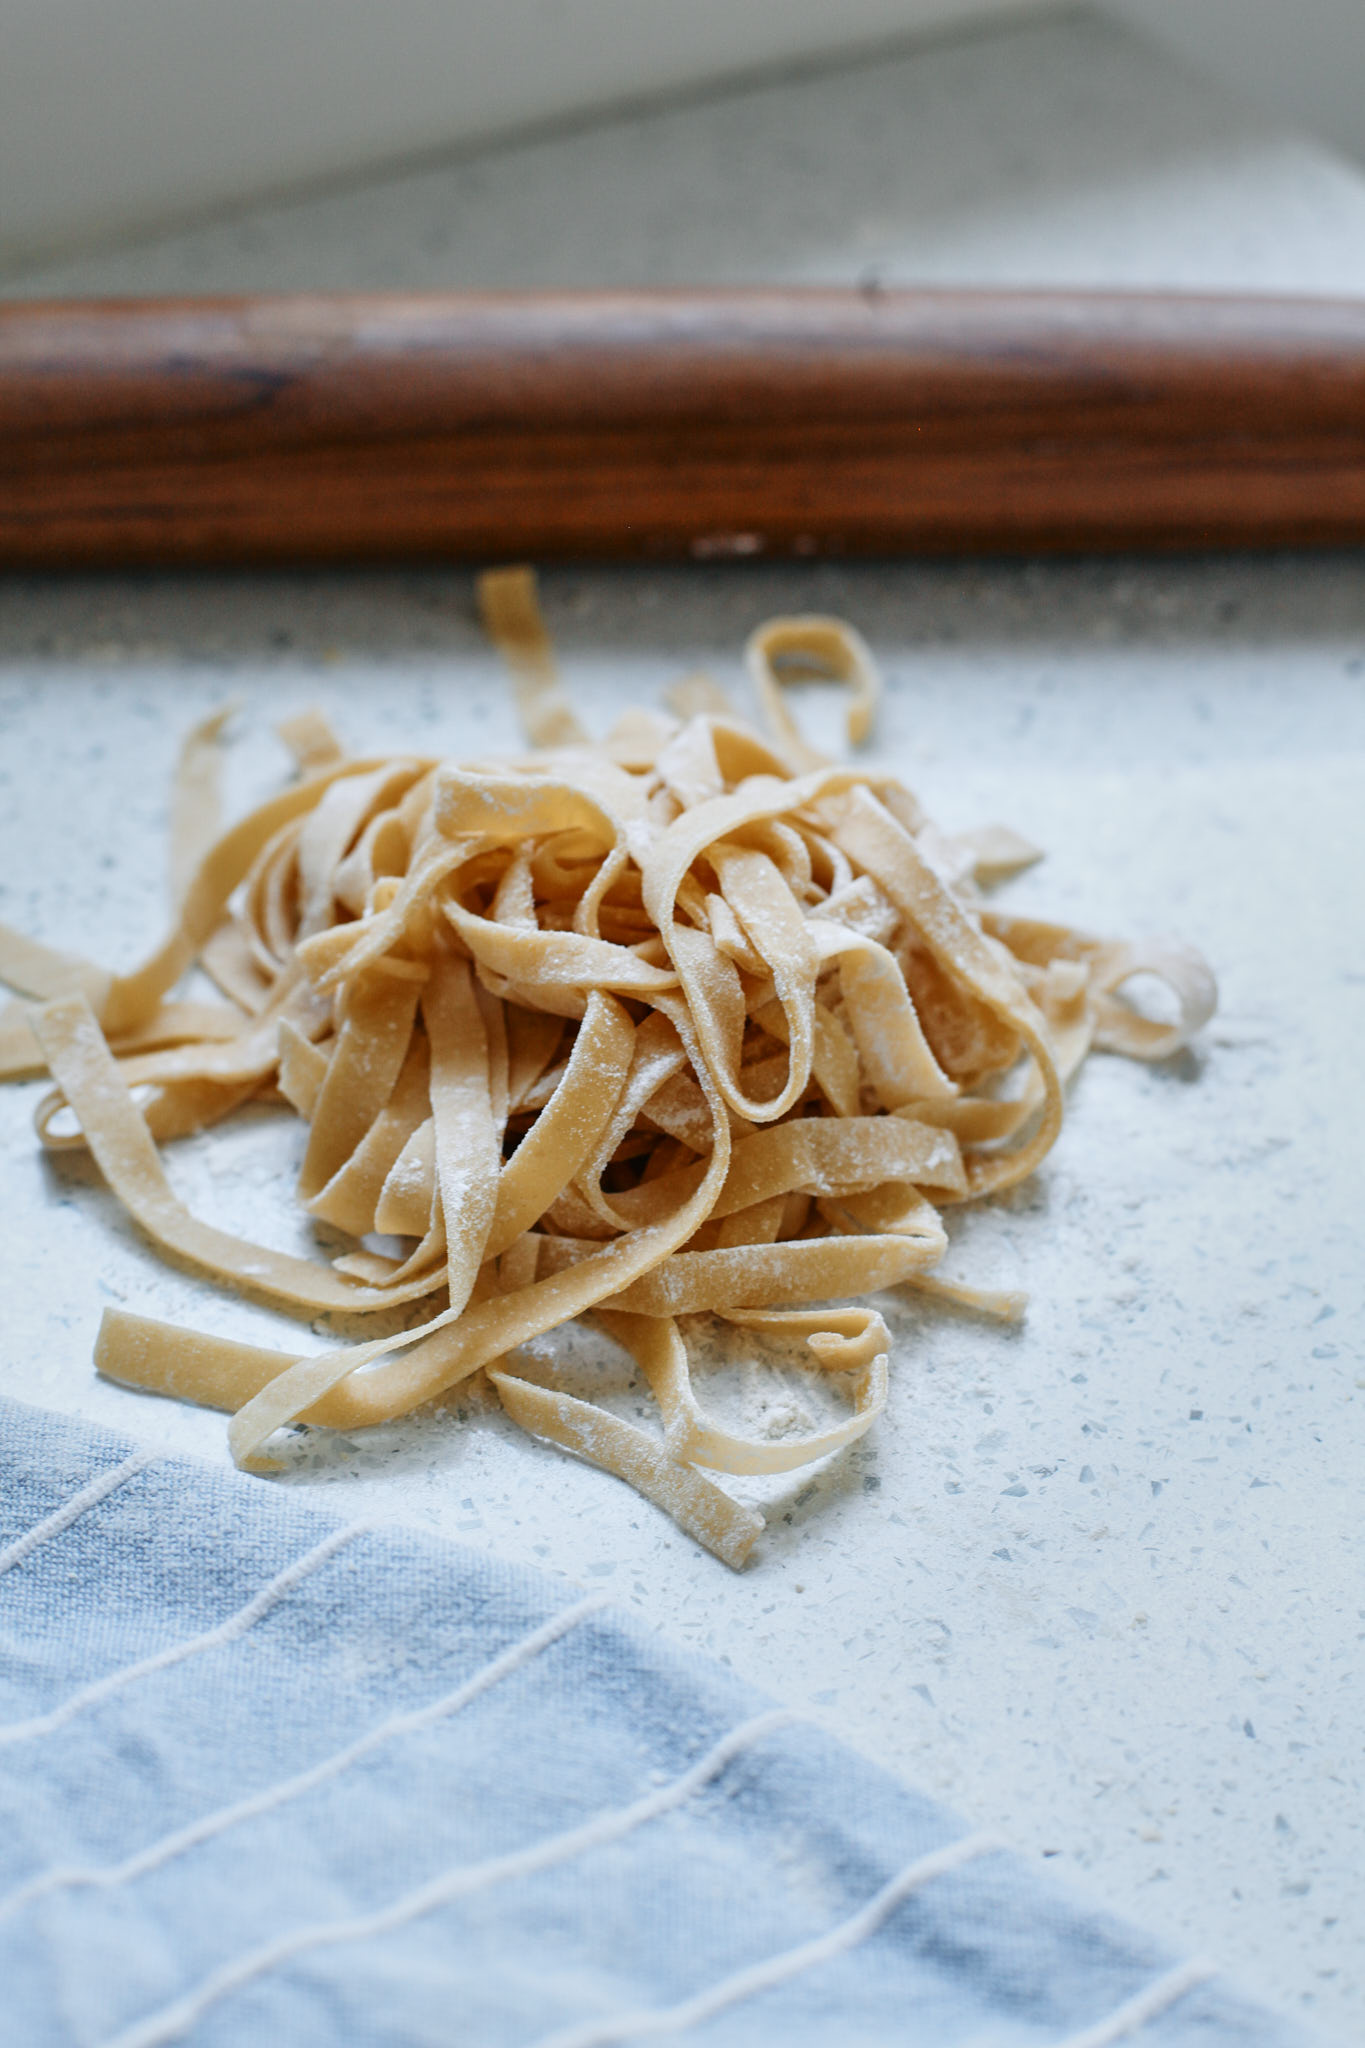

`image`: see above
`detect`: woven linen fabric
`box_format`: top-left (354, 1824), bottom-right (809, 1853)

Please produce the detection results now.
top-left (0, 1394), bottom-right (1326, 2048)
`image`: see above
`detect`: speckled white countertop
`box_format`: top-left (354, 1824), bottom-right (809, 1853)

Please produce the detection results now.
top-left (2, 10), bottom-right (1363, 2038)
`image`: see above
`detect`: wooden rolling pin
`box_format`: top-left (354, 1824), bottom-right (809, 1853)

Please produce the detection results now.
top-left (3, 289), bottom-right (1365, 564)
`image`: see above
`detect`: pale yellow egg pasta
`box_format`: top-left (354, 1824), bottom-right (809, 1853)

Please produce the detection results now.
top-left (0, 571), bottom-right (1217, 1566)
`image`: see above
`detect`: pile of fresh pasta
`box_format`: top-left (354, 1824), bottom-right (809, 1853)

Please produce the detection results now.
top-left (0, 571), bottom-right (1215, 1565)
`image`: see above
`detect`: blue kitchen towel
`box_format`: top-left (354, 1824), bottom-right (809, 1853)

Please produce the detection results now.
top-left (0, 1393), bottom-right (1325, 2048)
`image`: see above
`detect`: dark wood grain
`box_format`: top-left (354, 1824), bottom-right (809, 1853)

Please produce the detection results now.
top-left (3, 289), bottom-right (1365, 565)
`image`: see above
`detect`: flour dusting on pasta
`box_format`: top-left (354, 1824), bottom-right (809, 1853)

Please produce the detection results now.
top-left (0, 571), bottom-right (1216, 1566)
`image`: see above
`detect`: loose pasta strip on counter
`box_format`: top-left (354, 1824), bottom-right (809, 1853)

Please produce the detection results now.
top-left (0, 575), bottom-right (1217, 1565)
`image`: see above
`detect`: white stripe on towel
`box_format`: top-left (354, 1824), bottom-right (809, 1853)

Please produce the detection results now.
top-left (0, 1520), bottom-right (366, 1749)
top-left (530, 1827), bottom-right (1007, 2048)
top-left (1052, 1956), bottom-right (1218, 2048)
top-left (0, 1451), bottom-right (155, 1579)
top-left (0, 1591), bottom-right (609, 1923)
top-left (101, 1706), bottom-right (803, 2048)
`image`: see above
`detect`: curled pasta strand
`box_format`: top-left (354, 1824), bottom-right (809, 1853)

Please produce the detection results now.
top-left (600, 1308), bottom-right (890, 1478)
top-left (746, 616), bottom-right (881, 772)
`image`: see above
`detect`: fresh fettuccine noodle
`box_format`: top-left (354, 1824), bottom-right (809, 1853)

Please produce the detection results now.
top-left (0, 572), bottom-right (1216, 1567)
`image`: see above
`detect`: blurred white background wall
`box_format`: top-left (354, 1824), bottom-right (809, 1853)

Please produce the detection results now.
top-left (0, 0), bottom-right (1045, 267)
top-left (2, 0), bottom-right (1363, 270)
top-left (1105, 0), bottom-right (1365, 169)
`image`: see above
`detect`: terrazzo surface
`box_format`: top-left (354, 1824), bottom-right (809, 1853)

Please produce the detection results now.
top-left (1, 9), bottom-right (1362, 2038)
